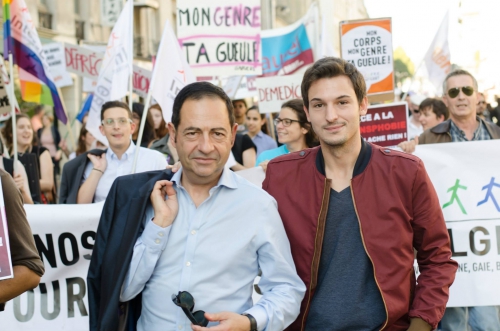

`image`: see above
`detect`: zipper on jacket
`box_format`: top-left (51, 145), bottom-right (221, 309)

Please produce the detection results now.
top-left (300, 178), bottom-right (330, 331)
top-left (350, 183), bottom-right (389, 330)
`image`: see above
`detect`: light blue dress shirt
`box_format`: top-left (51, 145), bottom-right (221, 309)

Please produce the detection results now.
top-left (255, 145), bottom-right (289, 166)
top-left (251, 131), bottom-right (278, 157)
top-left (120, 168), bottom-right (305, 331)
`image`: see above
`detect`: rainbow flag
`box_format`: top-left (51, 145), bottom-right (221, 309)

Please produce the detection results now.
top-left (2, 0), bottom-right (67, 123)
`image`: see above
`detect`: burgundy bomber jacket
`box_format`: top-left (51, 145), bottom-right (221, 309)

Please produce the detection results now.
top-left (263, 140), bottom-right (458, 331)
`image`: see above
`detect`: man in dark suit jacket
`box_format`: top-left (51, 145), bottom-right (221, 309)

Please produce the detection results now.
top-left (59, 149), bottom-right (105, 204)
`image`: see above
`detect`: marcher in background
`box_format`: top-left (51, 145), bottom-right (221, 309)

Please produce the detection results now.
top-left (232, 98), bottom-right (248, 133)
top-left (131, 103), bottom-right (156, 148)
top-left (399, 69), bottom-right (500, 331)
top-left (69, 126), bottom-right (96, 160)
top-left (408, 94), bottom-right (425, 139)
top-left (0, 139), bottom-right (33, 204)
top-left (230, 133), bottom-right (256, 170)
top-left (148, 103), bottom-right (169, 140)
top-left (417, 98), bottom-right (449, 131)
top-left (256, 99), bottom-right (318, 171)
top-left (245, 105), bottom-right (277, 157)
top-left (263, 57), bottom-right (457, 331)
top-left (59, 101), bottom-right (166, 204)
top-left (476, 92), bottom-right (491, 122)
top-left (2, 114), bottom-right (55, 204)
top-left (30, 104), bottom-right (44, 133)
top-left (37, 112), bottom-right (68, 176)
top-left (88, 82), bottom-right (305, 331)
top-left (0, 169), bottom-right (44, 312)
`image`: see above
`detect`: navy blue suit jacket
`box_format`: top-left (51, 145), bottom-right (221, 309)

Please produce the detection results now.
top-left (87, 169), bottom-right (173, 331)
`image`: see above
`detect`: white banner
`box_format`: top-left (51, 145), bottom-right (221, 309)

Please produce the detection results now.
top-left (414, 140), bottom-right (500, 307)
top-left (424, 11), bottom-right (451, 94)
top-left (42, 43), bottom-right (73, 88)
top-left (0, 203), bottom-right (103, 330)
top-left (176, 0), bottom-right (262, 76)
top-left (256, 74), bottom-right (303, 113)
top-left (0, 177), bottom-right (13, 280)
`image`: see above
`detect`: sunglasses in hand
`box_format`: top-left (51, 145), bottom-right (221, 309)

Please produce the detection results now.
top-left (172, 291), bottom-right (209, 327)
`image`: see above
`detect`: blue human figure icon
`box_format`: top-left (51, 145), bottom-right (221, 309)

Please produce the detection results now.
top-left (477, 177), bottom-right (500, 212)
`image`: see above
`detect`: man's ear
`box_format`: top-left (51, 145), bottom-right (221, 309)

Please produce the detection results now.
top-left (231, 123), bottom-right (238, 147)
top-left (167, 122), bottom-right (177, 147)
top-left (303, 105), bottom-right (311, 122)
top-left (130, 121), bottom-right (137, 135)
top-left (99, 125), bottom-right (105, 136)
top-left (359, 96), bottom-right (369, 116)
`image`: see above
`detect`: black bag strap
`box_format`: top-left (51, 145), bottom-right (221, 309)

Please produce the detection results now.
top-left (3, 158), bottom-right (14, 177)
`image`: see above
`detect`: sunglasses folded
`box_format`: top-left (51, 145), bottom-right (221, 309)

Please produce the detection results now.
top-left (172, 291), bottom-right (209, 327)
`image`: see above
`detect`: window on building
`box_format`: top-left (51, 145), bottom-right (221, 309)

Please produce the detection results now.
top-left (75, 20), bottom-right (85, 43)
top-left (38, 0), bottom-right (52, 30)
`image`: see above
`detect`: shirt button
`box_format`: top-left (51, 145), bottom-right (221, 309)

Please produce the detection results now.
top-left (155, 239), bottom-right (161, 244)
top-left (178, 325), bottom-right (183, 330)
top-left (191, 230), bottom-right (197, 235)
top-left (300, 151), bottom-right (305, 156)
top-left (158, 232), bottom-right (164, 237)
top-left (186, 261), bottom-right (191, 267)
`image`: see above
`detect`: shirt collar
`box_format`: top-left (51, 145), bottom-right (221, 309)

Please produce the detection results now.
top-left (171, 166), bottom-right (238, 190)
top-left (450, 117), bottom-right (484, 140)
top-left (108, 140), bottom-right (135, 161)
top-left (255, 131), bottom-right (264, 139)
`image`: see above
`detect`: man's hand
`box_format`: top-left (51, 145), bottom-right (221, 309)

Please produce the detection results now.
top-left (191, 312), bottom-right (251, 331)
top-left (87, 153), bottom-right (107, 172)
top-left (150, 180), bottom-right (178, 228)
top-left (407, 317), bottom-right (432, 331)
top-left (12, 172), bottom-right (25, 192)
top-left (259, 160), bottom-right (270, 172)
top-left (398, 136), bottom-right (419, 154)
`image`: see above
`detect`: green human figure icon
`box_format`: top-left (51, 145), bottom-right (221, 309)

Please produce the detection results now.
top-left (442, 179), bottom-right (468, 215)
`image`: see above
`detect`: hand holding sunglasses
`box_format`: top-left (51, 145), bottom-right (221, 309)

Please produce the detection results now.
top-left (447, 86), bottom-right (474, 98)
top-left (172, 291), bottom-right (209, 327)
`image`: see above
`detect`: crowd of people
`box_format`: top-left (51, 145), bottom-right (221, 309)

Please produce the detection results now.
top-left (1, 56), bottom-right (500, 331)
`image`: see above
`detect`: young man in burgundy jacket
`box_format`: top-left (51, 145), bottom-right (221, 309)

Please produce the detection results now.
top-left (263, 57), bottom-right (458, 331)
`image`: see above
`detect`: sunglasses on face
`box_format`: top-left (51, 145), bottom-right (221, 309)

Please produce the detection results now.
top-left (447, 86), bottom-right (474, 98)
top-left (172, 291), bottom-right (208, 326)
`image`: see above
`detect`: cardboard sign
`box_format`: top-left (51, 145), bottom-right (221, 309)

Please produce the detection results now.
top-left (0, 177), bottom-right (14, 280)
top-left (176, 1), bottom-right (262, 76)
top-left (256, 74), bottom-right (303, 113)
top-left (42, 43), bottom-right (73, 88)
top-left (360, 102), bottom-right (408, 147)
top-left (340, 18), bottom-right (394, 102)
top-left (100, 0), bottom-right (124, 27)
top-left (64, 43), bottom-right (104, 80)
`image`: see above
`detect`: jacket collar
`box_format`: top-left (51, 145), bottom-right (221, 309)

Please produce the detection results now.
top-left (316, 138), bottom-right (372, 177)
top-left (137, 169), bottom-right (174, 198)
top-left (430, 119), bottom-right (452, 134)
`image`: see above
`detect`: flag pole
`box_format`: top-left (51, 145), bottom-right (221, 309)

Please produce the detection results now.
top-left (56, 87), bottom-right (77, 151)
top-left (8, 53), bottom-right (17, 168)
top-left (128, 0), bottom-right (134, 111)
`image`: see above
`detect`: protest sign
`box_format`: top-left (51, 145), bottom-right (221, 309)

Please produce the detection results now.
top-left (0, 78), bottom-right (11, 115)
top-left (256, 74), bottom-right (303, 113)
top-left (64, 44), bottom-right (103, 80)
top-left (132, 64), bottom-right (151, 99)
top-left (0, 177), bottom-right (13, 280)
top-left (260, 3), bottom-right (319, 77)
top-left (100, 0), bottom-right (124, 27)
top-left (223, 76), bottom-right (243, 99)
top-left (234, 75), bottom-right (257, 99)
top-left (360, 102), bottom-right (408, 147)
top-left (340, 18), bottom-right (394, 102)
top-left (1, 202), bottom-right (103, 330)
top-left (414, 140), bottom-right (500, 307)
top-left (42, 43), bottom-right (73, 88)
top-left (176, 0), bottom-right (262, 76)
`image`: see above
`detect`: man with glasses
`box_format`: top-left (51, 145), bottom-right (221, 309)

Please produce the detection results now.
top-left (59, 101), bottom-right (166, 204)
top-left (476, 92), bottom-right (491, 122)
top-left (399, 70), bottom-right (500, 152)
top-left (408, 94), bottom-right (425, 139)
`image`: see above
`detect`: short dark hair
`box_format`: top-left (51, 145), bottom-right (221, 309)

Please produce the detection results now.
top-left (419, 98), bottom-right (449, 120)
top-left (281, 99), bottom-right (318, 148)
top-left (172, 82), bottom-right (235, 130)
top-left (302, 57), bottom-right (366, 109)
top-left (232, 99), bottom-right (247, 108)
top-left (442, 69), bottom-right (478, 94)
top-left (100, 100), bottom-right (132, 121)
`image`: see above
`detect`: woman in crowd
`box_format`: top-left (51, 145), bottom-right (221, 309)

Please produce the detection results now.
top-left (132, 103), bottom-right (156, 148)
top-left (418, 98), bottom-right (449, 131)
top-left (149, 103), bottom-right (169, 140)
top-left (37, 112), bottom-right (68, 175)
top-left (69, 126), bottom-right (96, 160)
top-left (245, 105), bottom-right (277, 157)
top-left (0, 139), bottom-right (33, 204)
top-left (256, 99), bottom-right (318, 171)
top-left (2, 114), bottom-right (55, 203)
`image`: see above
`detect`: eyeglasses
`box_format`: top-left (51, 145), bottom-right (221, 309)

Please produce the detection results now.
top-left (172, 291), bottom-right (208, 327)
top-left (274, 117), bottom-right (302, 127)
top-left (447, 86), bottom-right (474, 98)
top-left (101, 117), bottom-right (132, 127)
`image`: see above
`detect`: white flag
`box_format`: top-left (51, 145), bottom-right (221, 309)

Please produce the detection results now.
top-left (319, 15), bottom-right (337, 58)
top-left (424, 12), bottom-right (451, 94)
top-left (150, 20), bottom-right (195, 123)
top-left (87, 0), bottom-right (133, 144)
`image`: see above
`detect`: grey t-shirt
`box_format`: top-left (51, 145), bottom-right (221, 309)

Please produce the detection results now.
top-left (305, 188), bottom-right (386, 331)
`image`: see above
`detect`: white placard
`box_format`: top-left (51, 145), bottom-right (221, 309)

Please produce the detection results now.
top-left (256, 74), bottom-right (303, 113)
top-left (176, 1), bottom-right (262, 76)
top-left (42, 43), bottom-right (73, 88)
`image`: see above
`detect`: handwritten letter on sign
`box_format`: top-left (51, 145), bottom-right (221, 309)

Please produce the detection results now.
top-left (176, 1), bottom-right (262, 76)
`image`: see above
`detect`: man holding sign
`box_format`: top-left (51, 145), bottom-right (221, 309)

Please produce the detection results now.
top-left (263, 57), bottom-right (458, 331)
